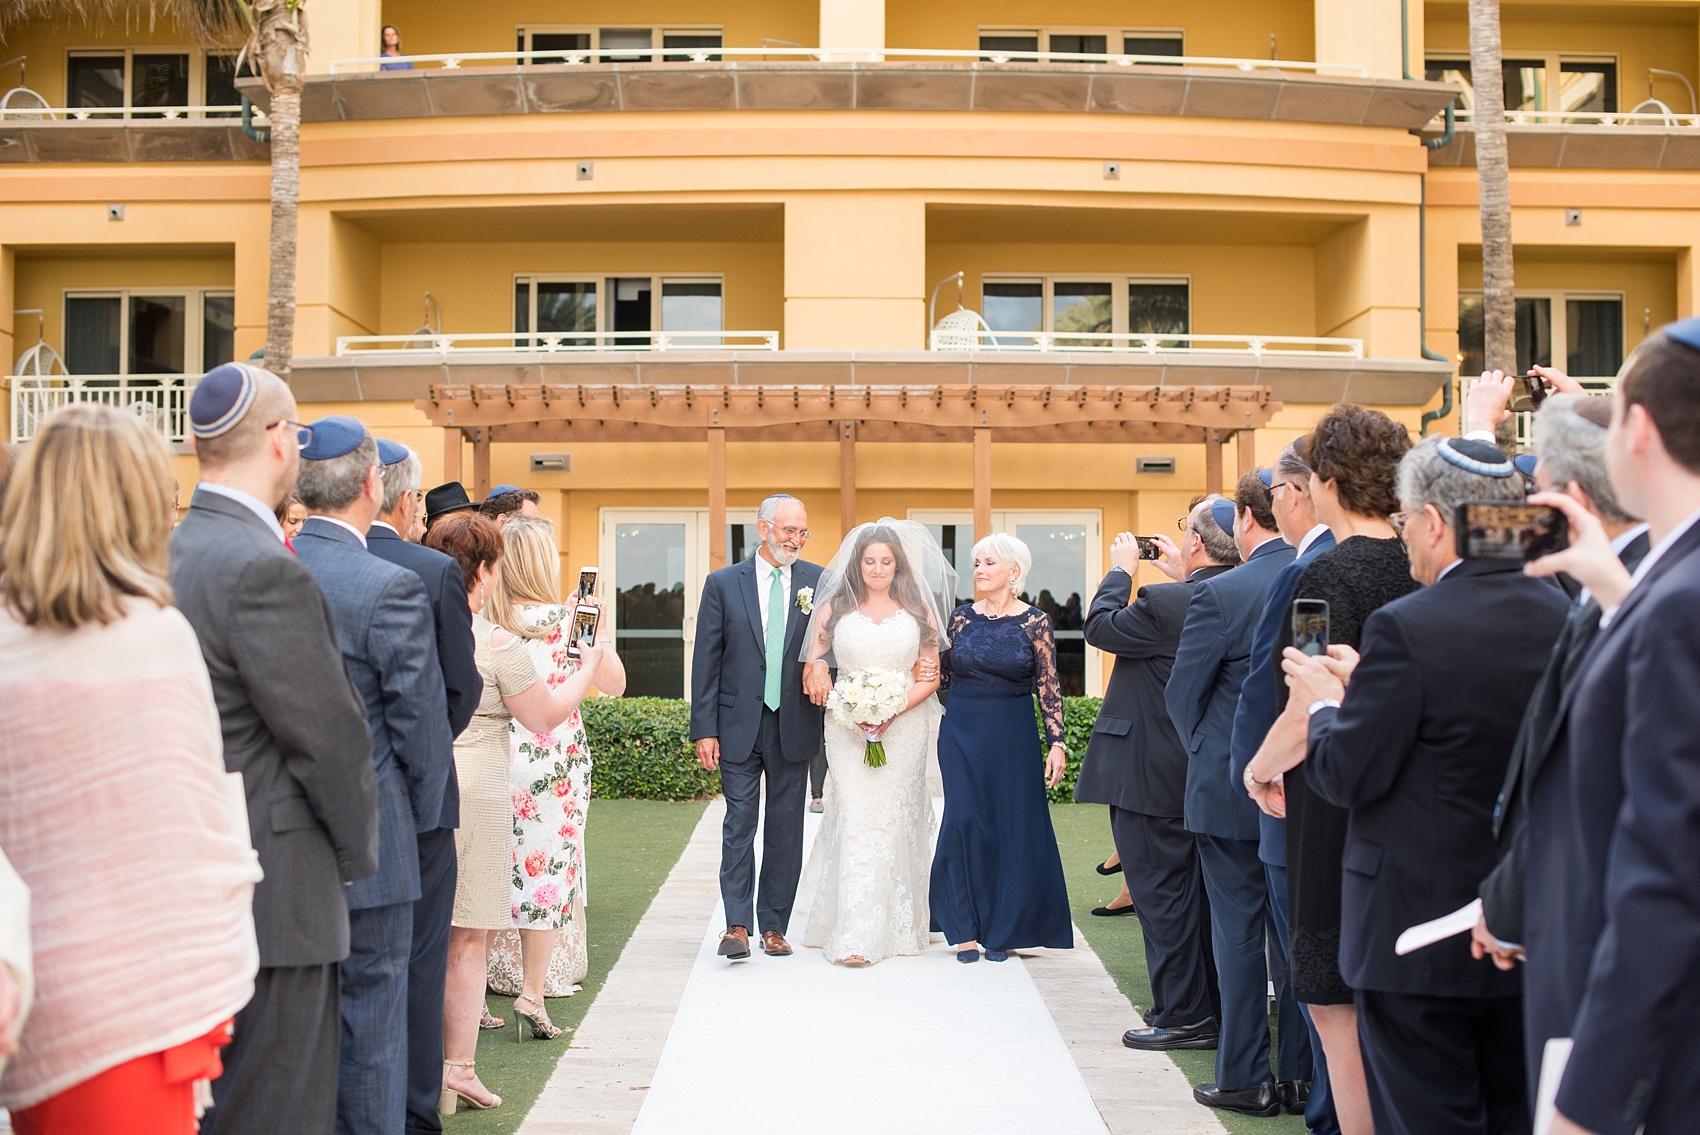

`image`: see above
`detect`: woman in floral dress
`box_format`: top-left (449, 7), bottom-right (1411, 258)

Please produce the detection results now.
top-left (485, 517), bottom-right (625, 1014)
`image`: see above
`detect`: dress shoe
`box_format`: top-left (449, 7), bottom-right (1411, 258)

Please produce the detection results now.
top-left (1121, 1016), bottom-right (1219, 1051)
top-left (1090, 901), bottom-right (1138, 917)
top-left (809, 798), bottom-right (825, 814)
top-left (1095, 859), bottom-right (1123, 876)
top-left (717, 926), bottom-right (751, 960)
top-left (1192, 1081), bottom-right (1280, 1118)
top-left (1276, 1079), bottom-right (1310, 1115)
top-left (760, 930), bottom-right (793, 957)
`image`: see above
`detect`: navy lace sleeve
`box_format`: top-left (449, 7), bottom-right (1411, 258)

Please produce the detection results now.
top-left (1019, 608), bottom-right (1067, 747)
top-left (940, 605), bottom-right (971, 689)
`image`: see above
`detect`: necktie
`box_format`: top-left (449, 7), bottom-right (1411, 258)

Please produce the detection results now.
top-left (764, 565), bottom-right (786, 711)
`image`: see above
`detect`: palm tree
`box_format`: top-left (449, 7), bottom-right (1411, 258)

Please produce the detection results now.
top-left (4, 1), bottom-right (308, 380)
top-left (1469, 0), bottom-right (1518, 446)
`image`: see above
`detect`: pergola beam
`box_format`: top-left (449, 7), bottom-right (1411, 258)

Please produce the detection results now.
top-left (708, 427), bottom-right (727, 572)
top-left (839, 420), bottom-right (857, 535)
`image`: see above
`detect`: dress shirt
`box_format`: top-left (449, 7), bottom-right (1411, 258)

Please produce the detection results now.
top-left (309, 515), bottom-right (370, 548)
top-left (196, 481), bottom-right (286, 543)
top-left (754, 555), bottom-right (792, 642)
top-left (1602, 509), bottom-right (1700, 627)
top-left (1435, 558), bottom-right (1463, 584)
top-left (1295, 524), bottom-right (1330, 558)
top-left (371, 520), bottom-right (399, 536)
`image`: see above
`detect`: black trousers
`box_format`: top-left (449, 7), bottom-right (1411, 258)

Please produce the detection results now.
top-left (719, 707), bottom-right (811, 935)
top-left (1110, 806), bottom-right (1217, 1027)
top-left (405, 827), bottom-right (457, 1135)
top-left (809, 741), bottom-right (828, 799)
top-left (1356, 988), bottom-right (1529, 1135)
top-left (204, 963), bottom-right (341, 1135)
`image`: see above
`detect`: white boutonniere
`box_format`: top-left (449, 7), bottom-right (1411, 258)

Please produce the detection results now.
top-left (796, 587), bottom-right (815, 614)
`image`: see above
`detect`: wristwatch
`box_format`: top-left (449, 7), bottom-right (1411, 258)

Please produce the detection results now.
top-left (1307, 698), bottom-right (1342, 716)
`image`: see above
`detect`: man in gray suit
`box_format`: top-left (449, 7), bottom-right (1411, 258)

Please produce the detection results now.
top-left (171, 364), bottom-right (379, 1135)
top-left (293, 417), bottom-right (454, 1135)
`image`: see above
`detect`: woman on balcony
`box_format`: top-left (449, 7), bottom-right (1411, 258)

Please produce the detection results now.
top-left (379, 25), bottom-right (415, 71)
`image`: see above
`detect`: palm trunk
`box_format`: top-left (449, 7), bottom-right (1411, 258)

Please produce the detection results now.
top-left (1469, 0), bottom-right (1517, 447)
top-left (263, 83), bottom-right (299, 381)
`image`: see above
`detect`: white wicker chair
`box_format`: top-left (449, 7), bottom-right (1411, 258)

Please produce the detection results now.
top-left (930, 307), bottom-right (994, 351)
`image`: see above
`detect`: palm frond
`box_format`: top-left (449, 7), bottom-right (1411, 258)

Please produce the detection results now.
top-left (0, 1), bottom-right (255, 46)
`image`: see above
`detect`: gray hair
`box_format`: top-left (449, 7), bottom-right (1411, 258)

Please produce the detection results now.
top-left (970, 532), bottom-right (1032, 595)
top-left (378, 446), bottom-right (422, 514)
top-left (1274, 441), bottom-right (1312, 484)
top-left (1396, 437), bottom-right (1523, 524)
top-left (1191, 496), bottom-right (1240, 565)
top-left (1532, 394), bottom-right (1637, 524)
top-left (757, 493), bottom-right (798, 523)
top-left (296, 433), bottom-right (379, 512)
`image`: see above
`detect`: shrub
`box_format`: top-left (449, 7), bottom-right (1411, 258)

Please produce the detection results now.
top-left (1046, 696), bottom-right (1103, 804)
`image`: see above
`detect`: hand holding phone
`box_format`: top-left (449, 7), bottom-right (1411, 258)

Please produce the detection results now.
top-left (566, 602), bottom-right (602, 660)
top-left (1291, 599), bottom-right (1330, 657)
top-left (1456, 501), bottom-right (1569, 563)
top-left (1136, 536), bottom-right (1161, 561)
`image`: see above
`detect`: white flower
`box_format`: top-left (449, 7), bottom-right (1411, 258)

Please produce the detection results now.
top-left (826, 668), bottom-right (911, 729)
top-left (796, 586), bottom-right (814, 614)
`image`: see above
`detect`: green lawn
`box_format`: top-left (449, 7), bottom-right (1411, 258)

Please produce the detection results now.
top-left (446, 798), bottom-right (708, 1134)
top-left (1052, 803), bottom-right (1309, 1135)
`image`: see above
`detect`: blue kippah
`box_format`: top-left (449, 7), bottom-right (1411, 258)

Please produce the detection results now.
top-left (190, 362), bottom-right (261, 439)
top-left (1513, 454), bottom-right (1539, 478)
top-left (301, 415), bottom-right (368, 461)
top-left (376, 438), bottom-right (409, 466)
top-left (1257, 467), bottom-right (1273, 488)
top-left (1662, 317), bottom-right (1700, 352)
top-left (1436, 437), bottom-right (1515, 478)
top-left (1209, 497), bottom-right (1237, 534)
top-left (486, 484), bottom-right (520, 499)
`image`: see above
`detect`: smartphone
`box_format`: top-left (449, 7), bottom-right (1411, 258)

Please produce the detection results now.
top-left (1135, 536), bottom-right (1161, 561)
top-left (1456, 501), bottom-right (1570, 562)
top-left (1291, 599), bottom-right (1330, 657)
top-left (577, 566), bottom-right (599, 600)
top-left (566, 602), bottom-right (601, 659)
top-left (1510, 371), bottom-right (1550, 413)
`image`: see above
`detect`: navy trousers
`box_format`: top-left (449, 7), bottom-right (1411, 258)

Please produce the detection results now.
top-left (1198, 835), bottom-right (1275, 1090)
top-left (1269, 861), bottom-right (1339, 1134)
top-left (338, 901), bottom-right (414, 1135)
top-left (718, 707), bottom-right (810, 936)
top-left (1356, 989), bottom-right (1527, 1135)
top-left (1110, 806), bottom-right (1216, 1028)
top-left (204, 963), bottom-right (340, 1135)
top-left (404, 828), bottom-right (456, 1135)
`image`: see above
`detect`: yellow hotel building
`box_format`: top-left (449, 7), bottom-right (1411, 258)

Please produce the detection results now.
top-left (1, 0), bottom-right (1693, 697)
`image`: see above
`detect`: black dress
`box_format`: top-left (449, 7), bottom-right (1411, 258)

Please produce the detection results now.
top-left (1279, 536), bottom-right (1419, 1004)
top-left (929, 605), bottom-right (1074, 951)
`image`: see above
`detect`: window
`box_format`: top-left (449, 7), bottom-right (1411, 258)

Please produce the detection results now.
top-left (514, 276), bottom-right (725, 346)
top-left (516, 26), bottom-right (723, 64)
top-left (1457, 292), bottom-right (1623, 378)
top-left (1558, 60), bottom-right (1617, 115)
top-left (978, 28), bottom-right (1181, 62)
top-left (982, 276), bottom-right (1190, 345)
top-left (63, 289), bottom-right (235, 376)
top-left (1426, 53), bottom-right (1618, 117)
top-left (66, 49), bottom-right (238, 116)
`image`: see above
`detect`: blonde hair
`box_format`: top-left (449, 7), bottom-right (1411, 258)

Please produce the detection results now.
top-left (487, 515), bottom-right (562, 636)
top-left (970, 532), bottom-right (1033, 597)
top-left (0, 404), bottom-right (176, 629)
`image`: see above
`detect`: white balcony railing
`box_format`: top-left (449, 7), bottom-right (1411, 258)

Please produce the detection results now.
top-left (329, 46), bottom-right (1368, 78)
top-left (9, 375), bottom-right (195, 444)
top-left (335, 330), bottom-right (781, 355)
top-left (0, 103), bottom-right (262, 124)
top-left (928, 330), bottom-right (1366, 358)
top-left (1448, 107), bottom-right (1700, 129)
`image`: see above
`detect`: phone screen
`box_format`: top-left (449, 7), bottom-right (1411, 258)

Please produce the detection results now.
top-left (1136, 536), bottom-right (1160, 561)
top-left (567, 604), bottom-right (600, 658)
top-left (1456, 501), bottom-right (1570, 562)
top-left (577, 567), bottom-right (599, 600)
top-left (1292, 599), bottom-right (1330, 657)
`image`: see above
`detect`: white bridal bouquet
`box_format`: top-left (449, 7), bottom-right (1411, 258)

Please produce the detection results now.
top-left (827, 668), bottom-right (911, 767)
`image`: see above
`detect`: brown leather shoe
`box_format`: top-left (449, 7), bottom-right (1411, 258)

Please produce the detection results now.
top-left (717, 926), bottom-right (750, 960)
top-left (760, 930), bottom-right (793, 957)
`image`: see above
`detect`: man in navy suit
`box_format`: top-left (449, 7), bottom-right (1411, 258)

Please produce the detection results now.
top-left (1521, 325), bottom-right (1700, 1135)
top-left (689, 494), bottom-right (826, 960)
top-left (367, 440), bottom-right (482, 1135)
top-left (1288, 437), bottom-right (1569, 1135)
top-left (1229, 443), bottom-right (1337, 1130)
top-left (294, 417), bottom-right (454, 1135)
top-left (1163, 480), bottom-right (1294, 1117)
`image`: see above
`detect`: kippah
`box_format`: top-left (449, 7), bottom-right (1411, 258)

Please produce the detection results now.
top-left (1209, 497), bottom-right (1237, 534)
top-left (1513, 454), bottom-right (1539, 478)
top-left (1436, 437), bottom-right (1515, 478)
top-left (190, 362), bottom-right (261, 439)
top-left (1573, 397), bottom-right (1612, 429)
top-left (1257, 467), bottom-right (1273, 488)
top-left (376, 438), bottom-right (409, 466)
top-left (1663, 317), bottom-right (1700, 353)
top-left (486, 484), bottom-right (520, 499)
top-left (301, 415), bottom-right (367, 461)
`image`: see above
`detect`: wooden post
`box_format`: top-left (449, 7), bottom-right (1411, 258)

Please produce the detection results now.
top-left (839, 420), bottom-right (857, 537)
top-left (1236, 428), bottom-right (1258, 479)
top-left (471, 428), bottom-right (491, 499)
top-left (708, 427), bottom-right (727, 572)
top-left (1204, 431), bottom-right (1224, 496)
top-left (973, 427), bottom-right (992, 541)
top-left (442, 427), bottom-right (462, 485)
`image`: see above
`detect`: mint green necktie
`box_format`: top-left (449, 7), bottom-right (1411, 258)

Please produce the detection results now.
top-left (764, 565), bottom-right (786, 711)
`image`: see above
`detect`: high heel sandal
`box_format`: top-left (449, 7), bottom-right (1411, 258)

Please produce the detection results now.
top-left (438, 1060), bottom-right (502, 1116)
top-left (513, 993), bottom-right (564, 1041)
top-left (478, 1005), bottom-right (507, 1030)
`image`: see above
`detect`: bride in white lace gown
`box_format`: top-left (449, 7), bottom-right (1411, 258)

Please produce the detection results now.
top-left (798, 521), bottom-right (956, 966)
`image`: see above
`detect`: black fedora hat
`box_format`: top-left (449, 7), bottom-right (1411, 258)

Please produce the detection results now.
top-left (424, 481), bottom-right (478, 520)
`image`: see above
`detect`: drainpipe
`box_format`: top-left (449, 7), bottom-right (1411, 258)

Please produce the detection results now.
top-left (1404, 0), bottom-right (1457, 433)
top-left (241, 95), bottom-right (270, 143)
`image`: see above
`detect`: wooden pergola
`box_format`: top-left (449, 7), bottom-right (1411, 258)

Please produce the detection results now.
top-left (422, 382), bottom-right (1282, 570)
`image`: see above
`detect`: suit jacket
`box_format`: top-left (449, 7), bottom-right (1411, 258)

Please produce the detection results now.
top-left (1229, 529), bottom-right (1337, 865)
top-left (367, 522), bottom-right (481, 831)
top-left (1074, 566), bottom-right (1227, 818)
top-left (170, 490), bottom-right (378, 967)
top-left (689, 556), bottom-right (825, 763)
top-left (294, 519), bottom-right (453, 911)
top-left (1525, 519), bottom-right (1700, 1135)
top-left (1306, 558), bottom-right (1568, 996)
top-left (1479, 530), bottom-right (1650, 942)
top-left (1168, 538), bottom-right (1295, 841)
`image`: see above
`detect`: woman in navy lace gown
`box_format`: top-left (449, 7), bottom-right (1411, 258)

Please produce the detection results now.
top-left (930, 533), bottom-right (1073, 962)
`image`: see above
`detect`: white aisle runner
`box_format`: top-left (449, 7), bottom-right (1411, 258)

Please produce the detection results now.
top-left (630, 799), bottom-right (1111, 1135)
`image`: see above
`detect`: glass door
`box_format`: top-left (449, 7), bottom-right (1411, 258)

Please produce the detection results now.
top-left (601, 510), bottom-right (705, 698)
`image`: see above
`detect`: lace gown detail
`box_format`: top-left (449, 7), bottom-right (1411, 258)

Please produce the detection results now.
top-left (801, 610), bottom-right (939, 964)
top-left (942, 605), bottom-right (1066, 744)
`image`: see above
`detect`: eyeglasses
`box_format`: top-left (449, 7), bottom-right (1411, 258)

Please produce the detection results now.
top-left (1176, 516), bottom-right (1190, 533)
top-left (766, 524), bottom-right (811, 541)
top-left (1271, 480), bottom-right (1304, 499)
top-left (1389, 510), bottom-right (1411, 534)
top-left (267, 420), bottom-right (314, 450)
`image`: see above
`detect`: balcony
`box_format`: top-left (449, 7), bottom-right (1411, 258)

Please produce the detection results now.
top-left (0, 103), bottom-right (269, 163)
top-left (1425, 109), bottom-right (1700, 170)
top-left (9, 374), bottom-right (194, 444)
top-left (246, 47), bottom-right (1454, 130)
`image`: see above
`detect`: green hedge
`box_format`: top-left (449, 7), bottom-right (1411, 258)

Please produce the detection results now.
top-left (581, 694), bottom-right (1106, 803)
